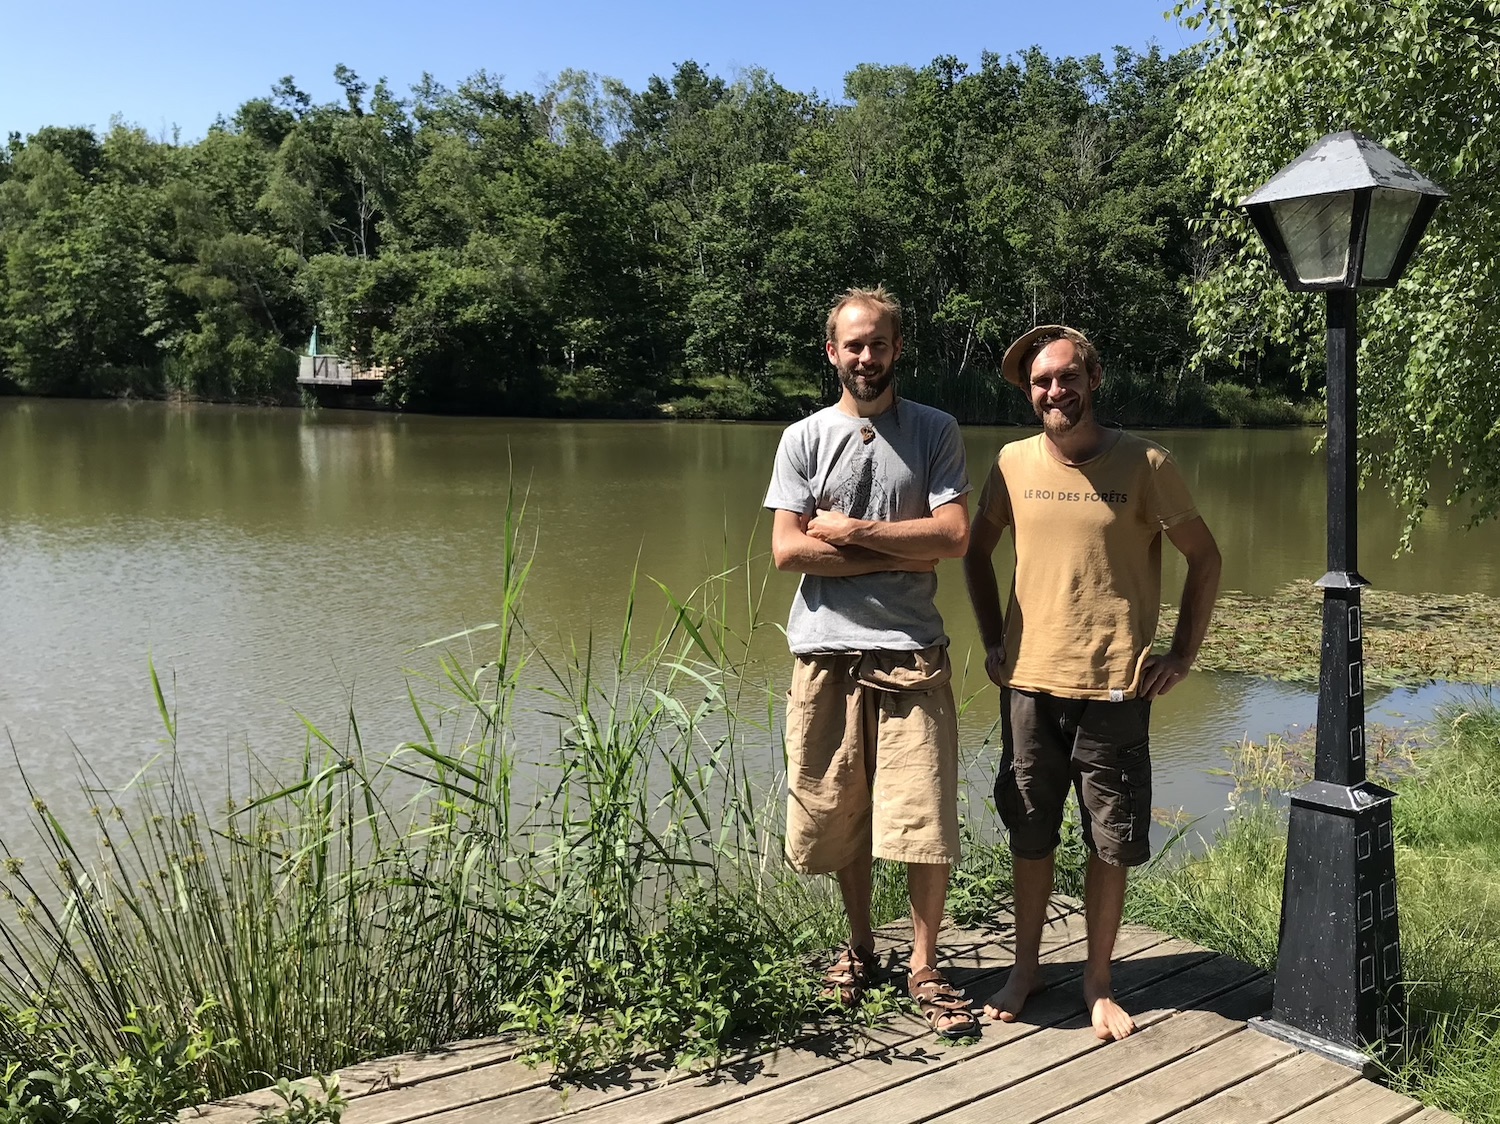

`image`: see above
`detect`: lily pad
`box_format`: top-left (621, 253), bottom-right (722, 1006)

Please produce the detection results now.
top-left (1162, 583), bottom-right (1500, 687)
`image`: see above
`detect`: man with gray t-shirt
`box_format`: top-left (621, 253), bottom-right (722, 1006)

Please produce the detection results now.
top-left (765, 285), bottom-right (977, 1040)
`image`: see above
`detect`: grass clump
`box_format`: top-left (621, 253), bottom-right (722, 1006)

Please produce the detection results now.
top-left (1129, 697), bottom-right (1500, 1122)
top-left (0, 497), bottom-right (866, 1118)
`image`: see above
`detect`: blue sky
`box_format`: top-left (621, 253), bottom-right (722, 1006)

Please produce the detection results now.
top-left (3, 1), bottom-right (1201, 141)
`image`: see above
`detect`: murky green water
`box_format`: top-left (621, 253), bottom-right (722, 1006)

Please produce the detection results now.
top-left (3, 399), bottom-right (1496, 842)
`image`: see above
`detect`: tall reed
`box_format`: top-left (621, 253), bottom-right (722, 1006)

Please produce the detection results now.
top-left (0, 488), bottom-right (847, 1116)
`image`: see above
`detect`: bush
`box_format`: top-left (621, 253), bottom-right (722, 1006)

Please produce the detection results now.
top-left (161, 317), bottom-right (297, 403)
top-left (665, 375), bottom-right (796, 420)
top-left (1201, 381), bottom-right (1320, 427)
top-left (0, 1002), bottom-right (228, 1124)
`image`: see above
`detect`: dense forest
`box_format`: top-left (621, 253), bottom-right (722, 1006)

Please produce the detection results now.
top-left (0, 48), bottom-right (1308, 423)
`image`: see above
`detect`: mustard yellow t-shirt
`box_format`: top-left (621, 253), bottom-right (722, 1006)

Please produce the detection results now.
top-left (976, 431), bottom-right (1199, 700)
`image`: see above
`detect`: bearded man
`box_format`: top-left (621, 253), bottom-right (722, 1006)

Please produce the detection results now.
top-left (963, 325), bottom-right (1221, 1041)
top-left (764, 286), bottom-right (978, 1039)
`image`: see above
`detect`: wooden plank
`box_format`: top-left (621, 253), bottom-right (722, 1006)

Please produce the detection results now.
top-left (1374, 1104), bottom-right (1458, 1122)
top-left (1274, 1080), bottom-right (1427, 1124)
top-left (332, 922), bottom-right (934, 1124)
top-left (925, 984), bottom-right (1273, 1124)
top-left (579, 918), bottom-right (1152, 1122)
top-left (175, 894), bottom-right (1248, 1124)
top-left (181, 924), bottom-right (931, 1124)
top-left (1402, 1108), bottom-right (1470, 1124)
top-left (342, 1038), bottom-right (525, 1086)
top-left (394, 909), bottom-right (1103, 1124)
top-left (686, 943), bottom-right (1255, 1124)
top-left (175, 904), bottom-right (1047, 1124)
top-left (399, 912), bottom-right (1092, 1122)
top-left (964, 923), bottom-right (1191, 1012)
top-left (1148, 1051), bottom-right (1361, 1124)
top-left (178, 1039), bottom-right (526, 1121)
top-left (1044, 1028), bottom-right (1295, 1124)
top-left (336, 1055), bottom-right (600, 1124)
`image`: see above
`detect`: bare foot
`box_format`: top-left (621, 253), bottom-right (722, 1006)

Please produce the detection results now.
top-left (983, 964), bottom-right (1041, 1022)
top-left (1087, 993), bottom-right (1136, 1041)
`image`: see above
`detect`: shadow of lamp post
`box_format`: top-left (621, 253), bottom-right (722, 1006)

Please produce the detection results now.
top-left (1238, 132), bottom-right (1447, 1072)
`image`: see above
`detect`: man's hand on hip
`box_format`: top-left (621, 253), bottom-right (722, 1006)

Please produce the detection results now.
top-left (1139, 653), bottom-right (1192, 699)
top-left (984, 642), bottom-right (1006, 687)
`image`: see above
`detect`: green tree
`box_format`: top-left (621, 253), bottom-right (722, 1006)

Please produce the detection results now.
top-left (1175, 0), bottom-right (1500, 533)
top-left (0, 51), bottom-right (1217, 419)
top-left (0, 126), bottom-right (170, 394)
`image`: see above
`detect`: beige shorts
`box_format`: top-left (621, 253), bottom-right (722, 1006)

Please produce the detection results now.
top-left (783, 646), bottom-right (961, 874)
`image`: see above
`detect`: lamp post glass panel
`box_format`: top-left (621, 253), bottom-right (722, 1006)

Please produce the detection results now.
top-left (1239, 131), bottom-right (1447, 1070)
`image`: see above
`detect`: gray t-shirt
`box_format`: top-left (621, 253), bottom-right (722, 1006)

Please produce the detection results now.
top-left (764, 399), bottom-right (970, 655)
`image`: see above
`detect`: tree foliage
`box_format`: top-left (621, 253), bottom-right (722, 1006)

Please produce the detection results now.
top-left (0, 51), bottom-right (1232, 420)
top-left (1175, 0), bottom-right (1500, 534)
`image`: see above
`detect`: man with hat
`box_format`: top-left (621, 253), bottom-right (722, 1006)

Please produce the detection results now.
top-left (963, 325), bottom-right (1221, 1040)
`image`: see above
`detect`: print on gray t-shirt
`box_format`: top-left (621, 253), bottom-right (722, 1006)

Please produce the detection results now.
top-left (764, 399), bottom-right (970, 655)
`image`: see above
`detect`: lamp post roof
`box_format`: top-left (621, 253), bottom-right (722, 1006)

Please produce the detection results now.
top-left (1241, 131), bottom-right (1448, 206)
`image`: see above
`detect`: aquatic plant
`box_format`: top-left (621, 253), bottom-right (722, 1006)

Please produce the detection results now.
top-left (1168, 583), bottom-right (1500, 687)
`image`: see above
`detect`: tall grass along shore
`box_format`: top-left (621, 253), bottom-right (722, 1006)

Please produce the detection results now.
top-left (0, 500), bottom-right (868, 1121)
top-left (1, 502), bottom-right (1496, 1121)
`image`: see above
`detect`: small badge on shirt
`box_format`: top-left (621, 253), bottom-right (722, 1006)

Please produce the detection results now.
top-left (1109, 688), bottom-right (1125, 703)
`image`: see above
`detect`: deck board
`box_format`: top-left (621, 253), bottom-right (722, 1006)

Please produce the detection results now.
top-left (180, 898), bottom-right (1464, 1124)
top-left (1153, 1051), bottom-right (1362, 1124)
top-left (1273, 1078), bottom-right (1430, 1124)
top-left (923, 980), bottom-right (1273, 1124)
top-left (1404, 1109), bottom-right (1469, 1124)
top-left (764, 942), bottom-right (1251, 1124)
top-left (1044, 1027), bottom-right (1295, 1124)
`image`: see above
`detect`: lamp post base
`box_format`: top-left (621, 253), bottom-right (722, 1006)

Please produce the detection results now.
top-left (1264, 780), bottom-right (1403, 1058)
top-left (1248, 1015), bottom-right (1378, 1076)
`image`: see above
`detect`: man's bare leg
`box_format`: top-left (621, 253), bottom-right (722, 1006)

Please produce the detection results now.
top-left (1083, 853), bottom-right (1136, 1040)
top-left (985, 853), bottom-right (1054, 1021)
top-left (907, 861), bottom-right (949, 972)
top-left (836, 852), bottom-right (875, 954)
top-left (908, 860), bottom-right (975, 1035)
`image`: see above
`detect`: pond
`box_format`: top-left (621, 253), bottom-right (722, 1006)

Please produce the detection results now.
top-left (3, 399), bottom-right (1496, 850)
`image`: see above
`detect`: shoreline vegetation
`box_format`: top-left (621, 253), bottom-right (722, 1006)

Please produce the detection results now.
top-left (1128, 706), bottom-right (1500, 1123)
top-left (0, 369), bottom-right (1324, 429)
top-left (0, 49), bottom-right (1327, 426)
top-left (1, 506), bottom-right (1497, 1122)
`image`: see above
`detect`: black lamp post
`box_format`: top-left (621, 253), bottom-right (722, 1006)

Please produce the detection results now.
top-left (1238, 131), bottom-right (1447, 1071)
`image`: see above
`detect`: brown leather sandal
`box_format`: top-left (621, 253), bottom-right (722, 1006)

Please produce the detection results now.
top-left (821, 942), bottom-right (879, 1007)
top-left (909, 966), bottom-right (980, 1040)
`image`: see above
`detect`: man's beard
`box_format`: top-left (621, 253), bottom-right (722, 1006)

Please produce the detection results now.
top-left (838, 363), bottom-right (893, 402)
top-left (1037, 398), bottom-right (1084, 434)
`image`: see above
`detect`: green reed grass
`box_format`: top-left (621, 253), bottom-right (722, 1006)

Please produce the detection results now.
top-left (0, 490), bottom-right (871, 1119)
top-left (1128, 696), bottom-right (1500, 1123)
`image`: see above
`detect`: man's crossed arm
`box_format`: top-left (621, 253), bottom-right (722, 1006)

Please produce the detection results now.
top-left (771, 499), bottom-right (970, 577)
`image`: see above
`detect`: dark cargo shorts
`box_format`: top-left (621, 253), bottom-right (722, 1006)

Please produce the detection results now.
top-left (995, 688), bottom-right (1153, 868)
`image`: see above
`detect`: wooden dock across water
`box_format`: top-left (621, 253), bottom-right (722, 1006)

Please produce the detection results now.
top-left (181, 898), bottom-right (1465, 1124)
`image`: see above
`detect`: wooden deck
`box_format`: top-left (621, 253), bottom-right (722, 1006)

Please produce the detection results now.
top-left (297, 354), bottom-right (387, 390)
top-left (181, 898), bottom-right (1464, 1124)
